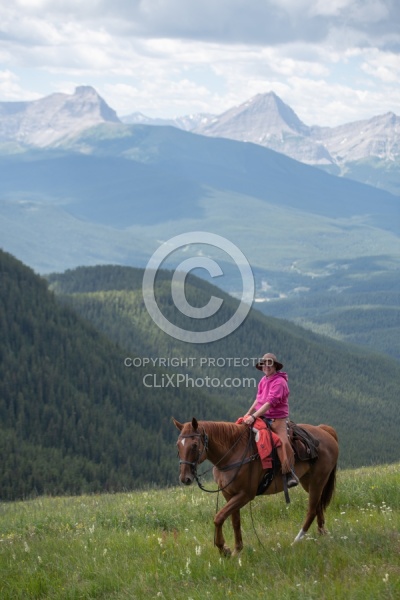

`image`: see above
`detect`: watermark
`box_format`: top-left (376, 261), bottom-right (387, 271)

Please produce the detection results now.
top-left (124, 356), bottom-right (261, 368)
top-left (124, 355), bottom-right (260, 389)
top-left (142, 232), bottom-right (255, 343)
top-left (142, 373), bottom-right (256, 389)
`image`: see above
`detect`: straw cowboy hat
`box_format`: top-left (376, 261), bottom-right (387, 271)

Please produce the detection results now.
top-left (256, 353), bottom-right (284, 371)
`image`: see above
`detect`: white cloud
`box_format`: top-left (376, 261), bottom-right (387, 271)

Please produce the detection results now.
top-left (0, 1), bottom-right (400, 125)
top-left (0, 70), bottom-right (41, 100)
top-left (103, 78), bottom-right (216, 117)
top-left (361, 49), bottom-right (400, 83)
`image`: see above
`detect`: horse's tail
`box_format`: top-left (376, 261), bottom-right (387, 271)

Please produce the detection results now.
top-left (319, 463), bottom-right (337, 511)
top-left (317, 424), bottom-right (338, 511)
top-left (318, 424), bottom-right (338, 442)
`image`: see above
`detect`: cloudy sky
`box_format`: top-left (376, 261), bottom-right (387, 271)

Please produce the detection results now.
top-left (1, 0), bottom-right (400, 125)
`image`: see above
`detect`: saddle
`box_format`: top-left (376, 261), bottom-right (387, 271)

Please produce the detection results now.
top-left (256, 421), bottom-right (319, 497)
top-left (288, 421), bottom-right (319, 461)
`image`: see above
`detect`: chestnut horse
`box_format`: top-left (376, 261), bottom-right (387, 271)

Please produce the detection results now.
top-left (173, 417), bottom-right (338, 555)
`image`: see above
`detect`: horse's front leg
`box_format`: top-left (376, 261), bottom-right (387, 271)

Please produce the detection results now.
top-left (213, 491), bottom-right (250, 556)
top-left (231, 510), bottom-right (243, 556)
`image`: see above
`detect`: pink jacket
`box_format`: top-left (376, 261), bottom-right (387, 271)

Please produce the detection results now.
top-left (255, 372), bottom-right (290, 419)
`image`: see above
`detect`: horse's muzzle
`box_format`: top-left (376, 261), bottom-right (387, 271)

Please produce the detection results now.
top-left (180, 473), bottom-right (194, 486)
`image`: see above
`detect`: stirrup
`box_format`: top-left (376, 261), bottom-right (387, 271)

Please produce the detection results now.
top-left (286, 470), bottom-right (299, 488)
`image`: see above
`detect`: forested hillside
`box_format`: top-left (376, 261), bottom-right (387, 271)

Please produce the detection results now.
top-left (2, 252), bottom-right (399, 500)
top-left (257, 266), bottom-right (400, 361)
top-left (49, 265), bottom-right (400, 467)
top-left (0, 251), bottom-right (229, 500)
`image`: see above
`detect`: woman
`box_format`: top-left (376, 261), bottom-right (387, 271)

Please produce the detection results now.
top-left (243, 352), bottom-right (299, 488)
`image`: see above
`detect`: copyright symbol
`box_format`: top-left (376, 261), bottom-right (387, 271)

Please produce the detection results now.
top-left (142, 232), bottom-right (254, 343)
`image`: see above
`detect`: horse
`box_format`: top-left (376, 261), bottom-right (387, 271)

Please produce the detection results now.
top-left (173, 417), bottom-right (339, 555)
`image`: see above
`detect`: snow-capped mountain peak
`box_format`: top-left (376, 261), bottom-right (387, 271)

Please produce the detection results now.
top-left (192, 92), bottom-right (333, 164)
top-left (194, 92), bottom-right (309, 141)
top-left (0, 86), bottom-right (120, 147)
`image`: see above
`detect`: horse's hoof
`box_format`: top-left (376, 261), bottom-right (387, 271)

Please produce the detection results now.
top-left (318, 527), bottom-right (328, 536)
top-left (292, 528), bottom-right (306, 544)
top-left (220, 545), bottom-right (231, 557)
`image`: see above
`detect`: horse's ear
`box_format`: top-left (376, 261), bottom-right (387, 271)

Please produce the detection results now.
top-left (192, 417), bottom-right (199, 431)
top-left (172, 418), bottom-right (184, 431)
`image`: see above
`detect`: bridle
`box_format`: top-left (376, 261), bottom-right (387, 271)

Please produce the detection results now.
top-left (178, 426), bottom-right (257, 494)
top-left (178, 428), bottom-right (209, 471)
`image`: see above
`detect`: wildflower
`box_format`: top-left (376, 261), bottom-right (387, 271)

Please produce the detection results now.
top-left (24, 541), bottom-right (30, 553)
top-left (38, 556), bottom-right (42, 564)
top-left (185, 558), bottom-right (191, 575)
top-left (238, 558), bottom-right (242, 567)
top-left (103, 549), bottom-right (108, 556)
top-left (195, 545), bottom-right (201, 556)
top-left (383, 574), bottom-right (389, 583)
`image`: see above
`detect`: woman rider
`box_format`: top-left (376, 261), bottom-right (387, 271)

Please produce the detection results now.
top-left (242, 353), bottom-right (299, 488)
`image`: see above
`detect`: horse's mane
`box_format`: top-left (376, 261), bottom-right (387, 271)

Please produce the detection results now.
top-left (196, 420), bottom-right (248, 451)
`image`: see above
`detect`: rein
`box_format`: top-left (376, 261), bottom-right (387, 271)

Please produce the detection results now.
top-left (179, 426), bottom-right (256, 494)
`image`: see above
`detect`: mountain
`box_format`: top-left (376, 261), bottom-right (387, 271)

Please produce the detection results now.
top-left (118, 91), bottom-right (400, 195)
top-left (0, 86), bottom-right (120, 148)
top-left (1, 86), bottom-right (400, 193)
top-left (193, 93), bottom-right (400, 168)
top-left (121, 111), bottom-right (213, 130)
top-left (194, 92), bottom-right (334, 165)
top-left (192, 92), bottom-right (400, 195)
top-left (1, 123), bottom-right (398, 276)
top-left (0, 92), bottom-right (399, 359)
top-left (0, 122), bottom-right (399, 360)
top-left (121, 93), bottom-right (400, 174)
top-left (311, 113), bottom-right (400, 195)
top-left (120, 112), bottom-right (180, 127)
top-left (311, 112), bottom-right (400, 164)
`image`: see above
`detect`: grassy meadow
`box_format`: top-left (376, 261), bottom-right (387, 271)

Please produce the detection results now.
top-left (0, 463), bottom-right (399, 600)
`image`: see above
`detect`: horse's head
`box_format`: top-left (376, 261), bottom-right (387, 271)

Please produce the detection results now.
top-left (173, 417), bottom-right (208, 486)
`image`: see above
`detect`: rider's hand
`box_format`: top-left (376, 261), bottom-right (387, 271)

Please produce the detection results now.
top-left (243, 414), bottom-right (255, 426)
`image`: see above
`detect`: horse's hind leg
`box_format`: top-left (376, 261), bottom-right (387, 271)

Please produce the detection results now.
top-left (316, 501), bottom-right (327, 535)
top-left (293, 480), bottom-right (324, 542)
top-left (294, 468), bottom-right (333, 542)
top-left (297, 471), bottom-right (327, 532)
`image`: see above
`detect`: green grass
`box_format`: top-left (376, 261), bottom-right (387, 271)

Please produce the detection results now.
top-left (1, 464), bottom-right (399, 599)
